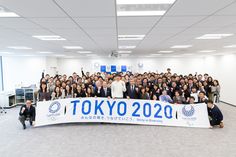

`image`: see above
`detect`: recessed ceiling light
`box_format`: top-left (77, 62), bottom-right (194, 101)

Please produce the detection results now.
top-left (86, 54), bottom-right (98, 57)
top-left (182, 53), bottom-right (194, 56)
top-left (33, 35), bottom-right (66, 41)
top-left (223, 45), bottom-right (236, 48)
top-left (117, 11), bottom-right (166, 16)
top-left (0, 6), bottom-right (20, 17)
top-left (116, 0), bottom-right (175, 17)
top-left (54, 54), bottom-right (66, 57)
top-left (170, 55), bottom-right (182, 57)
top-left (119, 35), bottom-right (145, 38)
top-left (212, 53), bottom-right (225, 56)
top-left (118, 38), bottom-right (143, 41)
top-left (150, 54), bottom-right (162, 56)
top-left (196, 34), bottom-right (233, 40)
top-left (77, 51), bottom-right (92, 54)
top-left (63, 46), bottom-right (83, 49)
top-left (117, 0), bottom-right (176, 4)
top-left (117, 51), bottom-right (132, 54)
top-left (21, 55), bottom-right (35, 57)
top-left (119, 46), bottom-right (136, 49)
top-left (118, 35), bottom-right (145, 41)
top-left (38, 51), bottom-right (54, 54)
top-left (120, 54), bottom-right (130, 57)
top-left (64, 56), bottom-right (75, 58)
top-left (158, 50), bottom-right (173, 53)
top-left (0, 12), bottom-right (20, 17)
top-left (171, 45), bottom-right (192, 48)
top-left (7, 46), bottom-right (32, 50)
top-left (198, 50), bottom-right (216, 53)
top-left (0, 52), bottom-right (13, 54)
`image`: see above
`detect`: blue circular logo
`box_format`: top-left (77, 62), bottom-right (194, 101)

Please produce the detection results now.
top-left (182, 105), bottom-right (195, 117)
top-left (49, 101), bottom-right (61, 113)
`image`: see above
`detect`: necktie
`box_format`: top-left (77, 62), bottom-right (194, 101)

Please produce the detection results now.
top-left (104, 88), bottom-right (107, 96)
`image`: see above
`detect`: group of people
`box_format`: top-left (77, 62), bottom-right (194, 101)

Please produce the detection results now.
top-left (38, 68), bottom-right (220, 104)
top-left (18, 68), bottom-right (224, 129)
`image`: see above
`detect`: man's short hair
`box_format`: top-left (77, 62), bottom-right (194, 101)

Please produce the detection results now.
top-left (199, 91), bottom-right (206, 95)
top-left (207, 100), bottom-right (213, 104)
top-left (26, 100), bottom-right (32, 104)
top-left (115, 74), bottom-right (121, 77)
top-left (189, 96), bottom-right (195, 100)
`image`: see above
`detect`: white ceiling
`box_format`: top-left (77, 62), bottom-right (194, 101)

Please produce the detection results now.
top-left (0, 0), bottom-right (236, 58)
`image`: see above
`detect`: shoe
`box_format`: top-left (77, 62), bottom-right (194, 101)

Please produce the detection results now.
top-left (23, 124), bottom-right (26, 130)
top-left (219, 122), bottom-right (224, 128)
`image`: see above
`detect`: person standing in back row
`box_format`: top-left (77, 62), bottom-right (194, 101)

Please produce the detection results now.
top-left (126, 78), bottom-right (139, 99)
top-left (111, 74), bottom-right (126, 98)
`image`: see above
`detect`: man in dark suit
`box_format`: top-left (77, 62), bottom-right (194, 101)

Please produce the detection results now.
top-left (100, 81), bottom-right (111, 98)
top-left (169, 81), bottom-right (180, 99)
top-left (207, 100), bottom-right (224, 128)
top-left (126, 78), bottom-right (139, 99)
top-left (19, 100), bottom-right (36, 129)
top-left (94, 80), bottom-right (103, 97)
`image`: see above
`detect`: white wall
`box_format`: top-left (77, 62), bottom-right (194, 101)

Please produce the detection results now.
top-left (0, 56), bottom-right (3, 91)
top-left (45, 57), bottom-right (58, 76)
top-left (2, 55), bottom-right (236, 105)
top-left (2, 56), bottom-right (46, 91)
top-left (202, 55), bottom-right (236, 105)
top-left (57, 57), bottom-right (207, 76)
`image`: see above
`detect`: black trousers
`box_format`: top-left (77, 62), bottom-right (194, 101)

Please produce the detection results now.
top-left (19, 115), bottom-right (33, 126)
top-left (210, 119), bottom-right (221, 126)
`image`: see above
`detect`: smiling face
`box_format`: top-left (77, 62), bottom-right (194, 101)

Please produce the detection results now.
top-left (26, 100), bottom-right (31, 108)
top-left (199, 92), bottom-right (205, 99)
top-left (103, 81), bottom-right (108, 88)
top-left (153, 95), bottom-right (157, 100)
top-left (41, 83), bottom-right (46, 90)
top-left (66, 85), bottom-right (70, 91)
top-left (189, 97), bottom-right (195, 104)
top-left (175, 91), bottom-right (180, 97)
top-left (130, 79), bottom-right (135, 86)
top-left (162, 90), bottom-right (167, 95)
top-left (115, 75), bottom-right (121, 81)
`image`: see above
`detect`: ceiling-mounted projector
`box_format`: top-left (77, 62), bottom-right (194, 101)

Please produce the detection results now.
top-left (109, 51), bottom-right (120, 58)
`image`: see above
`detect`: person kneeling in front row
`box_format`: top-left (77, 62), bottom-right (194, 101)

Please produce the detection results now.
top-left (19, 100), bottom-right (36, 129)
top-left (207, 100), bottom-right (224, 128)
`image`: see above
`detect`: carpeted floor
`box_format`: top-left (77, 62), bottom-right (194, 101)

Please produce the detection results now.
top-left (0, 103), bottom-right (235, 157)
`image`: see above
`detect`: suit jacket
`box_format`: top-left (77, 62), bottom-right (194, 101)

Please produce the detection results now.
top-left (198, 97), bottom-right (208, 104)
top-left (100, 87), bottom-right (111, 98)
top-left (19, 105), bottom-right (36, 121)
top-left (94, 87), bottom-right (102, 97)
top-left (75, 91), bottom-right (86, 97)
top-left (125, 85), bottom-right (139, 99)
top-left (208, 105), bottom-right (223, 124)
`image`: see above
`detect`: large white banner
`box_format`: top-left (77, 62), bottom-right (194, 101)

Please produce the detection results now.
top-left (35, 97), bottom-right (210, 128)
